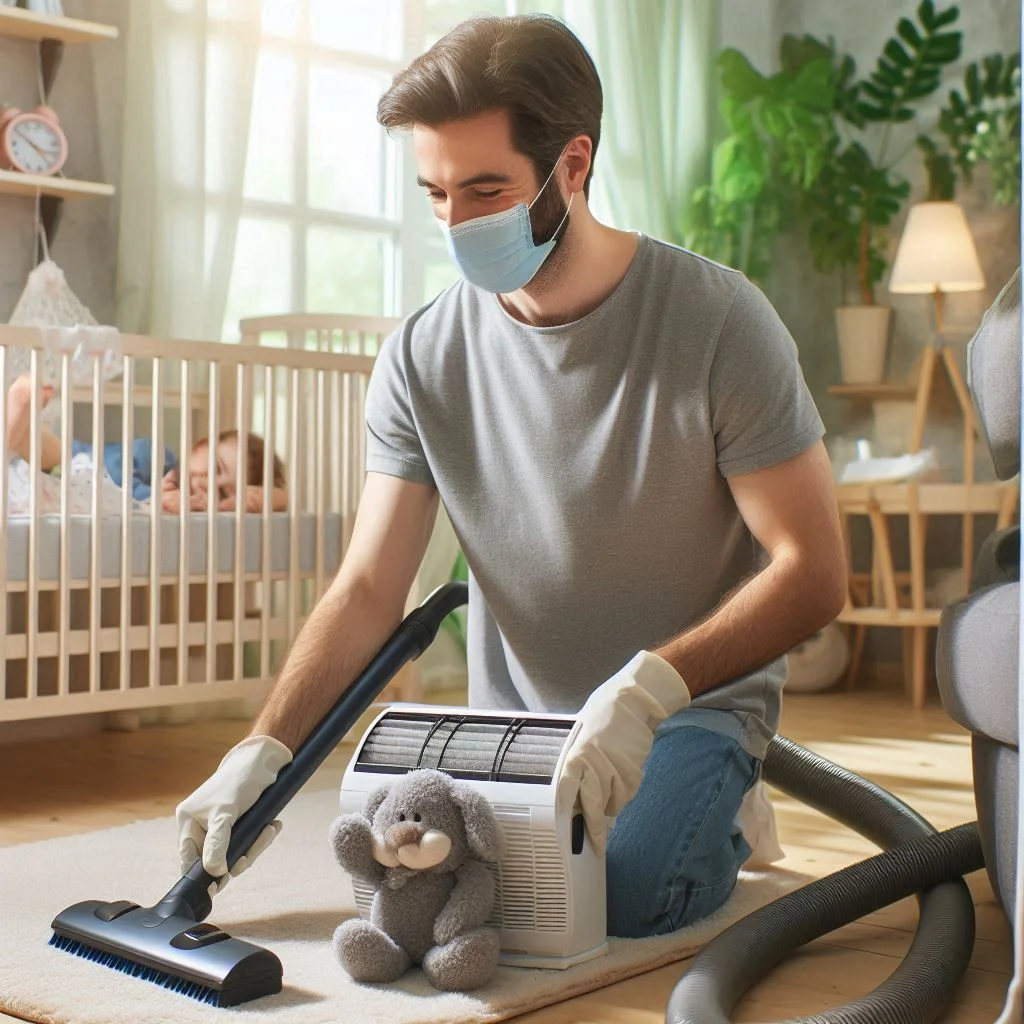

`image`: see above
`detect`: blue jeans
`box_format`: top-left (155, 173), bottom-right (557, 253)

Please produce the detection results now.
top-left (605, 709), bottom-right (758, 938)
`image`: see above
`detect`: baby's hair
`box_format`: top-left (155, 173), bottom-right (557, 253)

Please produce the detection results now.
top-left (193, 430), bottom-right (286, 488)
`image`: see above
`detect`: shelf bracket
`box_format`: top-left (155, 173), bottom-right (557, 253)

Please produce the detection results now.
top-left (38, 38), bottom-right (65, 101)
top-left (36, 194), bottom-right (64, 264)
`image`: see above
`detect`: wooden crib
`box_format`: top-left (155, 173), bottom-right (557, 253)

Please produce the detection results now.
top-left (0, 317), bottom-right (415, 726)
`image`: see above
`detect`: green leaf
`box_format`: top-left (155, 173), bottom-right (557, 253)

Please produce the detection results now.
top-left (917, 0), bottom-right (937, 31)
top-left (788, 56), bottom-right (836, 109)
top-left (779, 33), bottom-right (832, 75)
top-left (966, 63), bottom-right (981, 104)
top-left (884, 39), bottom-right (913, 68)
top-left (873, 63), bottom-right (902, 88)
top-left (760, 105), bottom-right (789, 139)
top-left (932, 5), bottom-right (960, 28)
top-left (982, 55), bottom-right (1002, 96)
top-left (857, 102), bottom-right (889, 121)
top-left (928, 33), bottom-right (962, 62)
top-left (718, 49), bottom-right (765, 102)
top-left (904, 80), bottom-right (938, 101)
top-left (898, 18), bottom-right (923, 48)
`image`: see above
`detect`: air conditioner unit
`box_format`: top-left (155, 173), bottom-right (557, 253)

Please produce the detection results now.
top-left (337, 704), bottom-right (609, 970)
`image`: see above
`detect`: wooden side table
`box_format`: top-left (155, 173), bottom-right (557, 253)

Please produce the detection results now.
top-left (835, 479), bottom-right (1019, 707)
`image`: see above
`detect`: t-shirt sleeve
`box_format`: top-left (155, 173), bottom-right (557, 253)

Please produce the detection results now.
top-left (364, 330), bottom-right (436, 488)
top-left (709, 277), bottom-right (825, 478)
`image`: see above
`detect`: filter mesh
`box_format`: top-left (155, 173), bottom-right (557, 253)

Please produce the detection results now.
top-left (356, 714), bottom-right (572, 784)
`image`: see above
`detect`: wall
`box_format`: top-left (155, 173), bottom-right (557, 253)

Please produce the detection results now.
top-left (0, 0), bottom-right (128, 326)
top-left (720, 0), bottom-right (1021, 468)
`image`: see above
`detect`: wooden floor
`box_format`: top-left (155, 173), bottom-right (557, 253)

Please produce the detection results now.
top-left (0, 688), bottom-right (1013, 1023)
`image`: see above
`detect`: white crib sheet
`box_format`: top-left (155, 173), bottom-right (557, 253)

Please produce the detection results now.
top-left (3, 512), bottom-right (344, 583)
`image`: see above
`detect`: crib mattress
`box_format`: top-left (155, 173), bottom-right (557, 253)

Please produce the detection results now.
top-left (3, 512), bottom-right (344, 583)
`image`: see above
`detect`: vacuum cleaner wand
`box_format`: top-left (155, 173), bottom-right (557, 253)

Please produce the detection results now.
top-left (49, 582), bottom-right (468, 1008)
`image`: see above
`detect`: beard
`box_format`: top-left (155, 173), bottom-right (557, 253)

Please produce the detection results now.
top-left (524, 179), bottom-right (572, 293)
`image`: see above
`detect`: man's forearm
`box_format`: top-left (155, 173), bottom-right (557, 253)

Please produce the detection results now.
top-left (250, 579), bottom-right (404, 752)
top-left (653, 550), bottom-right (845, 699)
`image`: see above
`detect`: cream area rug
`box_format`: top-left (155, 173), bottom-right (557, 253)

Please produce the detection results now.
top-left (0, 787), bottom-right (802, 1024)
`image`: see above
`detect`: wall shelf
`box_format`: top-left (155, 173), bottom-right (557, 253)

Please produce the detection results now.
top-left (0, 169), bottom-right (114, 200)
top-left (0, 6), bottom-right (117, 44)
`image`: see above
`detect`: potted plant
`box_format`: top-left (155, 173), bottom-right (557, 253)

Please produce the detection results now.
top-left (801, 1), bottom-right (963, 383)
top-left (683, 39), bottom-right (837, 286)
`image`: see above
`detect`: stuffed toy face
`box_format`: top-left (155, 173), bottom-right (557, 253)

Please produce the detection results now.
top-left (365, 768), bottom-right (503, 873)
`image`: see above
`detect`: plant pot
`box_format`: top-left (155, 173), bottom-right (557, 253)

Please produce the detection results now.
top-left (836, 305), bottom-right (892, 384)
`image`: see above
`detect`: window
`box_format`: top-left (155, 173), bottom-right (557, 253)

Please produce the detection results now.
top-left (216, 0), bottom-right (510, 339)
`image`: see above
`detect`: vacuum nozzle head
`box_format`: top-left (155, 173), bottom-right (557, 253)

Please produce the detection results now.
top-left (50, 899), bottom-right (282, 1008)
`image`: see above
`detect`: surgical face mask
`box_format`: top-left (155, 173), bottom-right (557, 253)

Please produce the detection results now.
top-left (436, 154), bottom-right (573, 294)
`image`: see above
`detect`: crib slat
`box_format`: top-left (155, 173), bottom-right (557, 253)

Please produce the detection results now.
top-left (287, 368), bottom-right (300, 642)
top-left (315, 368), bottom-right (326, 602)
top-left (27, 349), bottom-right (40, 701)
top-left (0, 347), bottom-right (8, 700)
top-left (57, 352), bottom-right (71, 698)
top-left (330, 369), bottom-right (341, 513)
top-left (260, 363), bottom-right (274, 681)
top-left (232, 362), bottom-right (249, 683)
top-left (206, 360), bottom-right (220, 685)
top-left (177, 359), bottom-right (192, 687)
top-left (148, 357), bottom-right (163, 691)
top-left (357, 373), bottom-right (368, 505)
top-left (119, 355), bottom-right (134, 692)
top-left (342, 372), bottom-right (353, 557)
top-left (88, 355), bottom-right (104, 694)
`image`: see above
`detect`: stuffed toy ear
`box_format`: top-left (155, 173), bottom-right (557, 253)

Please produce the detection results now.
top-left (362, 783), bottom-right (391, 823)
top-left (450, 781), bottom-right (504, 862)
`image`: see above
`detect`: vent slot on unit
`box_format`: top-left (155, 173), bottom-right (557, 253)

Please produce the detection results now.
top-left (485, 807), bottom-right (568, 933)
top-left (355, 713), bottom-right (573, 784)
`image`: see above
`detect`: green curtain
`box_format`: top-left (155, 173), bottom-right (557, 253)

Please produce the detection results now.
top-left (563, 0), bottom-right (718, 244)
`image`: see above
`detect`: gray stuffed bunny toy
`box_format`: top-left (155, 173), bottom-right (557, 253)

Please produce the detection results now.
top-left (329, 768), bottom-right (505, 991)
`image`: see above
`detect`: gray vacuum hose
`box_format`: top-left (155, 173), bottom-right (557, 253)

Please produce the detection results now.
top-left (665, 735), bottom-right (982, 1024)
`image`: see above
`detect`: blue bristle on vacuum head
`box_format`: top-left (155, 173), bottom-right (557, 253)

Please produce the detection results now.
top-left (49, 932), bottom-right (222, 1006)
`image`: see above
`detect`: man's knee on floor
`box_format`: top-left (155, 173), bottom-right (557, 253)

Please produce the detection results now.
top-left (604, 839), bottom-right (745, 939)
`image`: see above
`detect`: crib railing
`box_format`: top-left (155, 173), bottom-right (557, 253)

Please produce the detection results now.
top-left (239, 313), bottom-right (399, 358)
top-left (0, 325), bottom-right (377, 723)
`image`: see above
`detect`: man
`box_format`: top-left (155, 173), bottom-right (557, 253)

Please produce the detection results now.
top-left (177, 14), bottom-right (846, 938)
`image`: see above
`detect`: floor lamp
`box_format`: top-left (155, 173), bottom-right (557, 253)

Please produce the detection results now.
top-left (888, 200), bottom-right (987, 593)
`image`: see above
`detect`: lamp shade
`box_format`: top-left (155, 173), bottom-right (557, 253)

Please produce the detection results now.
top-left (888, 201), bottom-right (986, 294)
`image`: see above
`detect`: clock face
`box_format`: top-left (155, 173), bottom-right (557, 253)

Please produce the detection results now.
top-left (5, 115), bottom-right (67, 175)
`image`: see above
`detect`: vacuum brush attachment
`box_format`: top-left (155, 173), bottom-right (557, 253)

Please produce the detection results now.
top-left (48, 582), bottom-right (469, 1007)
top-left (50, 901), bottom-right (281, 1007)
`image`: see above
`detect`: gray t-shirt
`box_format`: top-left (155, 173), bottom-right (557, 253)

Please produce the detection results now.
top-left (364, 234), bottom-right (824, 758)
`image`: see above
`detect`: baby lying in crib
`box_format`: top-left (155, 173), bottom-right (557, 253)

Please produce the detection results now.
top-left (5, 374), bottom-right (287, 514)
top-left (160, 432), bottom-right (288, 513)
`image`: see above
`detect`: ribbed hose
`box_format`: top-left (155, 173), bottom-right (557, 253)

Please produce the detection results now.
top-left (665, 736), bottom-right (983, 1024)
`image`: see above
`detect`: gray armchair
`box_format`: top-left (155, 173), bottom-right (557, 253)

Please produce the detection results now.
top-left (936, 267), bottom-right (1021, 918)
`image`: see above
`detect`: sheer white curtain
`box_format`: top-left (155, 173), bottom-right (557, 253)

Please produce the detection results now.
top-left (565, 0), bottom-right (717, 244)
top-left (115, 1), bottom-right (261, 339)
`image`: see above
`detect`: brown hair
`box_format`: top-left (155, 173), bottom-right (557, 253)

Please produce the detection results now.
top-left (377, 14), bottom-right (602, 197)
top-left (194, 431), bottom-right (286, 488)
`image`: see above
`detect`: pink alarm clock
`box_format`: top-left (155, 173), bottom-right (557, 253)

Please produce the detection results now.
top-left (0, 105), bottom-right (69, 176)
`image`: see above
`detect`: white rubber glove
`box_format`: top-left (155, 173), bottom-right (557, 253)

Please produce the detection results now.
top-left (558, 651), bottom-right (691, 855)
top-left (176, 735), bottom-right (293, 892)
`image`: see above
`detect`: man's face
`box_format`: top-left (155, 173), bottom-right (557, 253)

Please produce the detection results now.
top-left (413, 108), bottom-right (568, 247)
